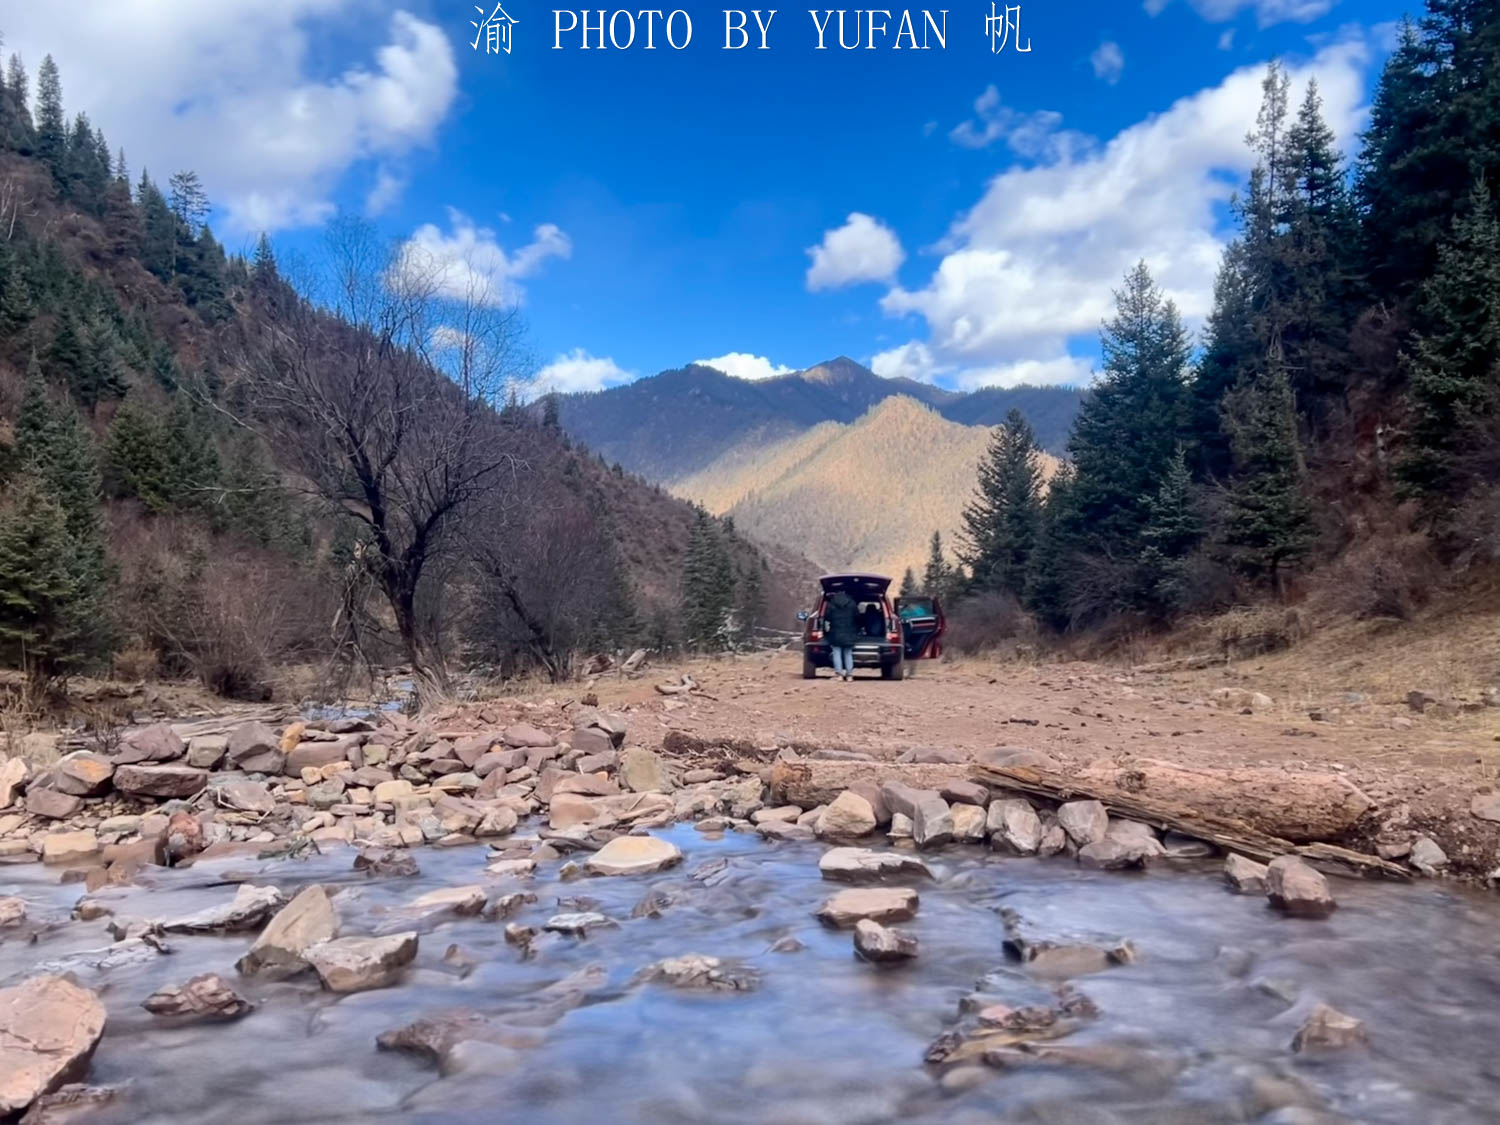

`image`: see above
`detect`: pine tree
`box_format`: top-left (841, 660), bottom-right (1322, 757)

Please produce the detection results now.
top-left (960, 408), bottom-right (1043, 597)
top-left (899, 568), bottom-right (918, 598)
top-left (1220, 362), bottom-right (1316, 592)
top-left (0, 240), bottom-right (34, 340)
top-left (251, 232), bottom-right (278, 286)
top-left (167, 170), bottom-right (209, 235)
top-left (1137, 448), bottom-right (1203, 618)
top-left (922, 530), bottom-right (957, 603)
top-left (1394, 178), bottom-right (1500, 522)
top-left (45, 308), bottom-right (86, 390)
top-left (0, 475), bottom-right (95, 685)
top-left (33, 55), bottom-right (64, 180)
top-left (542, 394), bottom-right (561, 429)
top-left (1189, 241), bottom-right (1258, 481)
top-left (137, 172), bottom-right (177, 281)
top-left (1, 53), bottom-right (33, 153)
top-left (1023, 462), bottom-right (1079, 631)
top-left (75, 318), bottom-right (128, 411)
top-left (104, 402), bottom-right (169, 511)
top-left (681, 510), bottom-right (735, 649)
top-left (1068, 262), bottom-right (1191, 558)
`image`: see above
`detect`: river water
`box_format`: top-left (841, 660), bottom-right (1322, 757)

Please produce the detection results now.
top-left (4, 825), bottom-right (1499, 1124)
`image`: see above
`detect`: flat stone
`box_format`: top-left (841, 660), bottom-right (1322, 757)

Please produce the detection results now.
top-left (237, 885), bottom-right (337, 977)
top-left (544, 911), bottom-right (616, 936)
top-left (549, 792), bottom-right (602, 829)
top-left (214, 779), bottom-right (276, 814)
top-left (817, 886), bottom-right (919, 928)
top-left (408, 886), bottom-right (487, 917)
top-left (503, 723), bottom-right (555, 748)
top-left (641, 953), bottom-right (757, 991)
top-left (225, 721), bottom-right (283, 773)
top-left (113, 764), bottom-right (207, 799)
top-left (354, 848), bottom-right (420, 877)
top-left (115, 723), bottom-right (185, 764)
top-left (0, 975), bottom-right (107, 1116)
top-left (53, 753), bottom-right (115, 797)
top-left (1078, 839), bottom-right (1150, 870)
top-left (143, 973), bottom-right (254, 1021)
top-left (815, 791), bottom-right (878, 838)
top-left (373, 779), bottom-right (415, 803)
top-left (41, 830), bottom-right (100, 864)
top-left (988, 798), bottom-right (1042, 854)
top-left (1470, 793), bottom-right (1500, 823)
top-left (941, 780), bottom-right (990, 807)
top-left (27, 788), bottom-right (82, 820)
top-left (1057, 800), bottom-right (1109, 846)
top-left (186, 736), bottom-right (228, 769)
top-left (307, 933), bottom-right (418, 992)
top-left (1292, 1003), bottom-right (1367, 1052)
top-left (618, 747), bottom-right (672, 793)
top-left (881, 783), bottom-right (954, 848)
top-left (585, 834), bottom-right (683, 876)
top-left (162, 884), bottom-right (286, 933)
top-left (1224, 853), bottom-right (1269, 894)
top-left (285, 742), bottom-right (355, 776)
top-left (818, 847), bottom-right (932, 883)
top-left (476, 806), bottom-right (519, 837)
top-left (853, 918), bottom-right (918, 962)
top-left (1266, 856), bottom-right (1336, 918)
top-left (0, 896), bottom-right (25, 927)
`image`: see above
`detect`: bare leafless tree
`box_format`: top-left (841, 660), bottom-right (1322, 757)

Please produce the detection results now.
top-left (219, 215), bottom-right (529, 699)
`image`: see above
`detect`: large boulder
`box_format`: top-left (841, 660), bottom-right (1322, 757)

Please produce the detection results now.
top-left (113, 764), bottom-right (208, 799)
top-left (816, 886), bottom-right (919, 928)
top-left (40, 830), bottom-right (99, 864)
top-left (815, 791), bottom-right (878, 838)
top-left (951, 803), bottom-right (987, 842)
top-left (502, 723), bottom-right (554, 749)
top-left (237, 885), bottom-right (337, 977)
top-left (214, 778), bottom-right (276, 815)
top-left (27, 788), bottom-right (82, 820)
top-left (585, 834), bottom-right (682, 876)
top-left (853, 918), bottom-right (918, 962)
top-left (407, 886), bottom-right (486, 917)
top-left (549, 792), bottom-right (601, 830)
top-left (1266, 856), bottom-right (1336, 918)
top-left (161, 884), bottom-right (286, 933)
top-left (186, 736), bottom-right (228, 770)
top-left (988, 798), bottom-right (1042, 854)
top-left (143, 974), bottom-right (254, 1021)
top-left (225, 721), bottom-right (284, 774)
top-left (880, 783), bottom-right (953, 849)
top-left (306, 933), bottom-right (418, 992)
top-left (618, 747), bottom-right (672, 793)
top-left (115, 724), bottom-right (184, 765)
top-left (52, 753), bottom-right (115, 798)
top-left (0, 975), bottom-right (107, 1116)
top-left (1057, 800), bottom-right (1109, 846)
top-left (818, 847), bottom-right (933, 883)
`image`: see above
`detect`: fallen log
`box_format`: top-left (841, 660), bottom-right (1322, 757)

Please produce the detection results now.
top-left (770, 759), bottom-right (972, 808)
top-left (972, 763), bottom-right (1407, 881)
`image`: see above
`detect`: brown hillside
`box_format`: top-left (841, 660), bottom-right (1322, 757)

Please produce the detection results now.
top-left (673, 396), bottom-right (1058, 579)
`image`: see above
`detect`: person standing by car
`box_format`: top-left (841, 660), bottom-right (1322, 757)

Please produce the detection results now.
top-left (824, 588), bottom-right (859, 682)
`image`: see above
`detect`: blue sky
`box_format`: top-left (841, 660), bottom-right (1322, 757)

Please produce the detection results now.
top-left (9, 1), bottom-right (1408, 392)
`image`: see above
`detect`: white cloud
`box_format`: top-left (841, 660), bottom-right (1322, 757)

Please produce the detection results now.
top-left (400, 209), bottom-right (572, 305)
top-left (2, 4), bottom-right (458, 233)
top-left (954, 356), bottom-right (1095, 390)
top-left (805, 213), bottom-right (906, 291)
top-left (694, 353), bottom-right (793, 381)
top-left (881, 37), bottom-right (1373, 393)
top-left (365, 166), bottom-right (407, 216)
top-left (1090, 41), bottom-right (1125, 84)
top-left (949, 86), bottom-right (1093, 161)
top-left (533, 350), bottom-right (634, 395)
top-left (1145, 0), bottom-right (1338, 28)
top-left (1219, 29), bottom-right (1237, 49)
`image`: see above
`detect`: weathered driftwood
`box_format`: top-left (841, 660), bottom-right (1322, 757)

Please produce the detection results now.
top-left (972, 763), bottom-right (1408, 881)
top-left (770, 759), bottom-right (974, 809)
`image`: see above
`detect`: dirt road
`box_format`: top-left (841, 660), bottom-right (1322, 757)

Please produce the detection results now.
top-left (563, 643), bottom-right (1500, 877)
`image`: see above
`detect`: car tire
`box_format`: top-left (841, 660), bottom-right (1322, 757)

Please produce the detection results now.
top-left (881, 659), bottom-right (905, 681)
top-left (802, 655), bottom-right (818, 680)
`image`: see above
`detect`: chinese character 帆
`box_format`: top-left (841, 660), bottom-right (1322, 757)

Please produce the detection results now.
top-left (985, 3), bottom-right (1030, 54)
top-left (472, 3), bottom-right (519, 55)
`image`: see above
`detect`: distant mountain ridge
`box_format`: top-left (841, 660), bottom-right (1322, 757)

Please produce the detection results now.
top-left (553, 356), bottom-right (1082, 483)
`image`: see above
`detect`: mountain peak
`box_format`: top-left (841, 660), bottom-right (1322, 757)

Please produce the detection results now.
top-left (798, 356), bottom-right (872, 385)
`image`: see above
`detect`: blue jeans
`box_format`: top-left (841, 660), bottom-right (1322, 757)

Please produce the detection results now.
top-left (830, 646), bottom-right (853, 676)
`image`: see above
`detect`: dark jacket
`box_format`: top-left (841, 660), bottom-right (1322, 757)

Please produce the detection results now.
top-left (824, 591), bottom-right (859, 648)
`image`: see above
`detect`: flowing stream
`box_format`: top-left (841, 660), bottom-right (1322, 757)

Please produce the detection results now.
top-left (4, 824), bottom-right (1499, 1124)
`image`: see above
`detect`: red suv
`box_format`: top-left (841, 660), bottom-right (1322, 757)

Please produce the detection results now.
top-left (799, 573), bottom-right (945, 680)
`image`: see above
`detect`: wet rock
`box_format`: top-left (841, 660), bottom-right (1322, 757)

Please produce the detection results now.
top-left (165, 810), bottom-right (204, 862)
top-left (641, 954), bottom-right (758, 991)
top-left (987, 799), bottom-right (1042, 854)
top-left (237, 884), bottom-right (337, 977)
top-left (549, 792), bottom-right (602, 830)
top-left (853, 918), bottom-right (918, 962)
top-left (476, 806), bottom-right (519, 837)
top-left (27, 788), bottom-right (83, 821)
top-left (115, 723), bottom-right (185, 764)
top-left (52, 754), bottom-right (114, 798)
top-left (143, 974), bottom-right (254, 1021)
top-left (226, 721), bottom-right (283, 773)
top-left (817, 886), bottom-right (920, 928)
top-left (214, 778), bottom-right (276, 814)
top-left (484, 891), bottom-right (536, 920)
top-left (1161, 831), bottom-right (1215, 859)
top-left (0, 975), bottom-right (107, 1116)
top-left (1224, 853), bottom-right (1269, 894)
top-left (186, 735), bottom-right (228, 770)
top-left (1077, 839), bottom-right (1149, 870)
top-left (720, 776), bottom-right (765, 819)
top-left (1408, 836), bottom-right (1447, 876)
top-left (1001, 910), bottom-right (1136, 979)
top-left (1266, 856), bottom-right (1336, 918)
top-left (15, 1082), bottom-right (122, 1123)
top-left (161, 884), bottom-right (286, 933)
top-left (952, 803), bottom-right (987, 842)
top-left (485, 857), bottom-right (538, 878)
top-left (1292, 1003), bottom-right (1367, 1052)
top-left (0, 896), bottom-right (25, 927)
top-left (618, 747), bottom-right (672, 793)
top-left (307, 933), bottom-right (419, 992)
top-left (818, 847), bottom-right (933, 883)
top-left (1037, 822), bottom-right (1068, 856)
top-left (408, 886), bottom-right (487, 917)
top-left (1105, 819), bottom-right (1165, 856)
top-left (1470, 793), bottom-right (1500, 823)
top-left (355, 848), bottom-right (420, 877)
top-left (752, 805), bottom-right (802, 824)
top-left (40, 830), bottom-right (99, 864)
top-left (815, 791), bottom-right (878, 838)
top-left (1057, 800), bottom-right (1109, 846)
top-left (888, 812), bottom-right (913, 839)
top-left (941, 780), bottom-right (990, 807)
top-left (757, 820), bottom-right (815, 842)
top-left (585, 834), bottom-right (683, 876)
top-left (113, 764), bottom-right (207, 799)
top-left (881, 783), bottom-right (954, 848)
top-left (544, 912), bottom-right (615, 936)
top-left (0, 756), bottom-right (29, 808)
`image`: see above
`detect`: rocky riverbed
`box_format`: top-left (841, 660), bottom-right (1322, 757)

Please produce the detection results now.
top-left (3, 699), bottom-right (1500, 1122)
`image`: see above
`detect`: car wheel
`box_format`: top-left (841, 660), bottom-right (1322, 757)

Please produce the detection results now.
top-left (802, 655), bottom-right (818, 679)
top-left (881, 659), bottom-right (905, 681)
